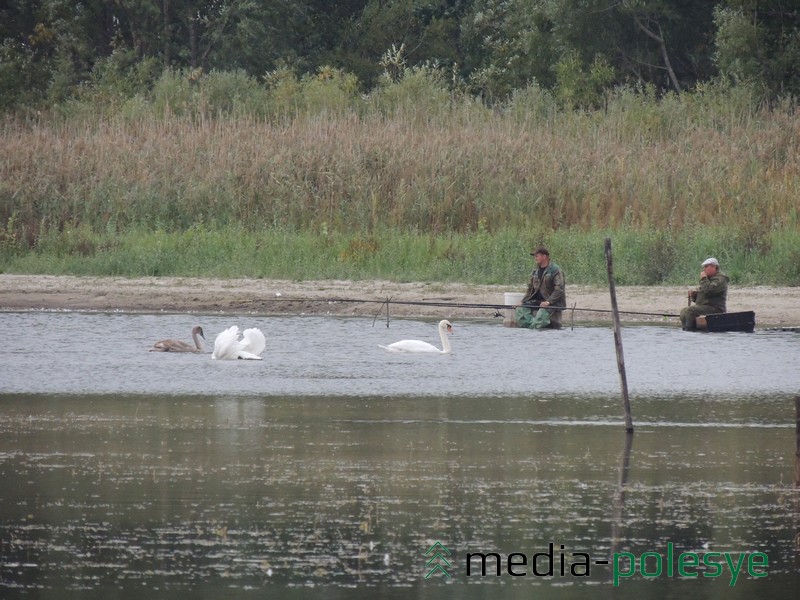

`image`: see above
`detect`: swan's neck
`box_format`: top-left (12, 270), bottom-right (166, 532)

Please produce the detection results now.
top-left (193, 331), bottom-right (204, 350)
top-left (439, 326), bottom-right (451, 353)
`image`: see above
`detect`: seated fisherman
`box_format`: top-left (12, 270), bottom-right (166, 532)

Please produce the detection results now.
top-left (515, 247), bottom-right (566, 329)
top-left (680, 257), bottom-right (729, 331)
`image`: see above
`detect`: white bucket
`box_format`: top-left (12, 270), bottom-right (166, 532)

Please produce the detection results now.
top-left (503, 292), bottom-right (525, 327)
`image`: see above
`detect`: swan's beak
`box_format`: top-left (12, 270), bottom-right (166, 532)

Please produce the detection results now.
top-left (446, 324), bottom-right (453, 334)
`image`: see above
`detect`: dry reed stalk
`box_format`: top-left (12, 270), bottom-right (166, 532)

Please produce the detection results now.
top-left (1, 110), bottom-right (798, 234)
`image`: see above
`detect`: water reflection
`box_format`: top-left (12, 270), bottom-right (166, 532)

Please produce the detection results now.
top-left (0, 394), bottom-right (798, 598)
top-left (609, 432), bottom-right (634, 566)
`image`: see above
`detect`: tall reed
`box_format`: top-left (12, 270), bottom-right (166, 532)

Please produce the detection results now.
top-left (2, 95), bottom-right (796, 240)
top-left (1, 73), bottom-right (798, 284)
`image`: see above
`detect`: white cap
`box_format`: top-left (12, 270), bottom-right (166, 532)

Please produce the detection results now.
top-left (701, 257), bottom-right (719, 267)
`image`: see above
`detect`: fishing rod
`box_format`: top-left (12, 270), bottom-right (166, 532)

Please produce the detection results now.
top-left (316, 296), bottom-right (681, 319)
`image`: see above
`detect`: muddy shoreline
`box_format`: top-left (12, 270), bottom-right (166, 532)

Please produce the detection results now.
top-left (1, 274), bottom-right (798, 327)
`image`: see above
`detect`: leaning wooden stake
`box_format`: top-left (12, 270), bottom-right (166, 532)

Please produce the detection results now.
top-left (605, 238), bottom-right (634, 433)
top-left (795, 395), bottom-right (800, 486)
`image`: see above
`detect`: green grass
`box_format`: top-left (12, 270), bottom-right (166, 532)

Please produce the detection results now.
top-left (2, 225), bottom-right (798, 287)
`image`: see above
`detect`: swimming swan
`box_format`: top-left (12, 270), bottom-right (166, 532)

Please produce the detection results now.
top-left (151, 325), bottom-right (205, 352)
top-left (379, 319), bottom-right (453, 354)
top-left (212, 326), bottom-right (266, 360)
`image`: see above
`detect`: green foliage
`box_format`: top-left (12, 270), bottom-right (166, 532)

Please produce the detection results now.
top-left (502, 82), bottom-right (558, 125)
top-left (299, 67), bottom-right (362, 116)
top-left (34, 222), bottom-right (99, 257)
top-left (263, 66), bottom-right (304, 119)
top-left (713, 6), bottom-right (765, 86)
top-left (333, 0), bottom-right (466, 90)
top-left (339, 236), bottom-right (379, 266)
top-left (370, 60), bottom-right (453, 120)
top-left (714, 2), bottom-right (800, 96)
top-left (3, 0), bottom-right (800, 117)
top-left (151, 68), bottom-right (270, 119)
top-left (0, 38), bottom-right (45, 112)
top-left (151, 69), bottom-right (196, 117)
top-left (85, 49), bottom-right (161, 102)
top-left (609, 228), bottom-right (681, 285)
top-left (461, 0), bottom-right (558, 102)
top-left (3, 224), bottom-right (800, 287)
top-left (201, 70), bottom-right (266, 117)
top-left (555, 52), bottom-right (615, 110)
top-left (766, 229), bottom-right (800, 286)
top-left (261, 65), bottom-right (364, 119)
top-left (0, 213), bottom-right (27, 257)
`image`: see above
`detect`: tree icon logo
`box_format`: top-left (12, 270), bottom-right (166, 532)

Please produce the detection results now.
top-left (424, 541), bottom-right (452, 579)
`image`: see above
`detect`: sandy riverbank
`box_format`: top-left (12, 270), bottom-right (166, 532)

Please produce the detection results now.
top-left (1, 274), bottom-right (798, 327)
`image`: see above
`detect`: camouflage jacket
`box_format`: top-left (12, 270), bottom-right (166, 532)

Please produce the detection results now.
top-left (522, 262), bottom-right (566, 308)
top-left (695, 270), bottom-right (729, 311)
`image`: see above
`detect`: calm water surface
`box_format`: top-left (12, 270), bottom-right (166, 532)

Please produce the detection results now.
top-left (2, 312), bottom-right (798, 397)
top-left (1, 312), bottom-right (798, 599)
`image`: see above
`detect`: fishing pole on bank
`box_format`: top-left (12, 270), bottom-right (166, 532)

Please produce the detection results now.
top-left (276, 295), bottom-right (681, 322)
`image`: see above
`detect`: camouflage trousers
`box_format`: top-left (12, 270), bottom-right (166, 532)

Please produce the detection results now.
top-left (680, 304), bottom-right (724, 330)
top-left (515, 306), bottom-right (563, 329)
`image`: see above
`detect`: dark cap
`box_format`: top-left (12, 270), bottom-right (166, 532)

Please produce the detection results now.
top-left (530, 246), bottom-right (550, 257)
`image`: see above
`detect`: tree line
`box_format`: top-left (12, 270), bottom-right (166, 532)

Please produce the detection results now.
top-left (1, 0), bottom-right (798, 112)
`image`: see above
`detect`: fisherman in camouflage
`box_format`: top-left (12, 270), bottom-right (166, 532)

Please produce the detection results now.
top-left (515, 247), bottom-right (566, 329)
top-left (680, 257), bottom-right (729, 330)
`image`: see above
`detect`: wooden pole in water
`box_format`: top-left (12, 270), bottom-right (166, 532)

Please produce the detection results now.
top-left (605, 238), bottom-right (634, 433)
top-left (795, 395), bottom-right (800, 486)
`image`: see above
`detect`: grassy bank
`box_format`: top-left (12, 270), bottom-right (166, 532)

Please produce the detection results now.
top-left (1, 225), bottom-right (798, 287)
top-left (1, 72), bottom-right (798, 286)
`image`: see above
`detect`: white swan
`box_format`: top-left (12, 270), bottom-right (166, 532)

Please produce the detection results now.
top-left (211, 326), bottom-right (266, 360)
top-left (379, 319), bottom-right (453, 354)
top-left (150, 325), bottom-right (205, 353)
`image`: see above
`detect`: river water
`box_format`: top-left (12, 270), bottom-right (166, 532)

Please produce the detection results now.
top-left (1, 312), bottom-right (798, 599)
